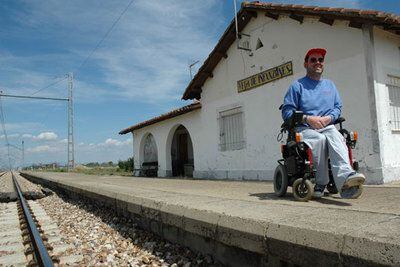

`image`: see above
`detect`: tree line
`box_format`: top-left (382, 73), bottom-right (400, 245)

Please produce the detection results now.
top-left (117, 157), bottom-right (134, 172)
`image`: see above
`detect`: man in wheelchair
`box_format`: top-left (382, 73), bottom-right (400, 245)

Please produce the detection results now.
top-left (278, 48), bottom-right (365, 200)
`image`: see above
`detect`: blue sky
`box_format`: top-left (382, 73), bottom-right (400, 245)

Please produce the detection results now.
top-left (0, 0), bottom-right (399, 168)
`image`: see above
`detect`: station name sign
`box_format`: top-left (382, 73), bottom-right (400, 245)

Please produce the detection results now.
top-left (237, 61), bottom-right (293, 93)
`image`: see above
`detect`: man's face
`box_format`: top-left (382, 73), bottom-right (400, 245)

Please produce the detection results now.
top-left (304, 52), bottom-right (324, 75)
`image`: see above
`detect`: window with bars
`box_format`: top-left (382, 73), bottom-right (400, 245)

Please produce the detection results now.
top-left (218, 106), bottom-right (245, 151)
top-left (388, 75), bottom-right (400, 132)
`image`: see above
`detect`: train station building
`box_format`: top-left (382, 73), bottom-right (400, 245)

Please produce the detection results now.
top-left (119, 2), bottom-right (400, 184)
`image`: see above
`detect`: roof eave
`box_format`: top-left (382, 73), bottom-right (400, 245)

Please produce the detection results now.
top-left (182, 7), bottom-right (256, 100)
top-left (119, 102), bottom-right (202, 135)
top-left (181, 2), bottom-right (400, 100)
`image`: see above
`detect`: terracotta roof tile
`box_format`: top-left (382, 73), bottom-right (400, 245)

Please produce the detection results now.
top-left (119, 102), bottom-right (201, 134)
top-left (302, 6), bottom-right (318, 10)
top-left (340, 8), bottom-right (361, 14)
top-left (314, 7), bottom-right (330, 12)
top-left (375, 12), bottom-right (387, 18)
top-left (270, 3), bottom-right (283, 7)
top-left (359, 10), bottom-right (380, 15)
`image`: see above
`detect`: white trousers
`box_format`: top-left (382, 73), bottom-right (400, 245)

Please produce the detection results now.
top-left (299, 125), bottom-right (354, 191)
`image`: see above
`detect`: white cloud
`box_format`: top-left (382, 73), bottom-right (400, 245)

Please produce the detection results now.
top-left (27, 145), bottom-right (52, 153)
top-left (3, 122), bottom-right (45, 132)
top-left (100, 138), bottom-right (132, 147)
top-left (19, 132), bottom-right (59, 141)
top-left (36, 132), bottom-right (58, 141)
top-left (1, 132), bottom-right (58, 142)
top-left (0, 133), bottom-right (20, 139)
top-left (22, 134), bottom-right (34, 139)
top-left (104, 138), bottom-right (120, 146)
top-left (23, 137), bottom-right (133, 165)
top-left (0, 0), bottom-right (225, 104)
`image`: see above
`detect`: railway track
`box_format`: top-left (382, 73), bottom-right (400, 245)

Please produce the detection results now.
top-left (12, 171), bottom-right (54, 266)
top-left (2, 172), bottom-right (220, 266)
top-left (0, 173), bottom-right (82, 266)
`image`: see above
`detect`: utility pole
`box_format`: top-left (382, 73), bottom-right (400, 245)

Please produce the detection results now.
top-left (0, 93), bottom-right (12, 171)
top-left (21, 140), bottom-right (24, 170)
top-left (0, 87), bottom-right (70, 170)
top-left (67, 73), bottom-right (75, 171)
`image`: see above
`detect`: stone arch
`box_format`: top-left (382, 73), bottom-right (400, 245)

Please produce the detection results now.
top-left (139, 132), bottom-right (158, 165)
top-left (165, 124), bottom-right (194, 177)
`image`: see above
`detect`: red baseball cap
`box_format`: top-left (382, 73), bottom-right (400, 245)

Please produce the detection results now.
top-left (305, 48), bottom-right (326, 61)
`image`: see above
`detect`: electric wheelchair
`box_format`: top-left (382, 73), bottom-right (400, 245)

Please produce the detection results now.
top-left (274, 109), bottom-right (359, 201)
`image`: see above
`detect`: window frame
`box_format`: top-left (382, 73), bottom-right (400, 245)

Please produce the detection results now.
top-left (387, 74), bottom-right (400, 133)
top-left (217, 104), bottom-right (246, 152)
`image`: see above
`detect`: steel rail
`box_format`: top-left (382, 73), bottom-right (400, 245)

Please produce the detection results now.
top-left (12, 172), bottom-right (54, 267)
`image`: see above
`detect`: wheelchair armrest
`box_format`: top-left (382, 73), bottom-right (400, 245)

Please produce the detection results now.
top-left (334, 117), bottom-right (345, 125)
top-left (281, 121), bottom-right (289, 130)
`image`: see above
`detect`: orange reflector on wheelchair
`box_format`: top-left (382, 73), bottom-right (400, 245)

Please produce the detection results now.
top-left (350, 131), bottom-right (358, 141)
top-left (295, 133), bottom-right (303, 143)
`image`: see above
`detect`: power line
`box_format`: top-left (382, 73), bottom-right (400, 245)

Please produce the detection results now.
top-left (0, 93), bottom-right (68, 101)
top-left (14, 0), bottom-right (134, 98)
top-left (31, 76), bottom-right (68, 96)
top-left (0, 96), bottom-right (12, 170)
top-left (74, 0), bottom-right (135, 76)
top-left (0, 1), bottom-right (135, 170)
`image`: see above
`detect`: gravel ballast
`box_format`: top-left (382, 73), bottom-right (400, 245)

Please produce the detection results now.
top-left (0, 172), bottom-right (46, 202)
top-left (37, 192), bottom-right (221, 266)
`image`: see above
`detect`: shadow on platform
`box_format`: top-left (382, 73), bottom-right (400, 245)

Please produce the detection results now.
top-left (249, 192), bottom-right (352, 206)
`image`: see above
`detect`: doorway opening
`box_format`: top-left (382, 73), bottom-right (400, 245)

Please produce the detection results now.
top-left (170, 125), bottom-right (194, 177)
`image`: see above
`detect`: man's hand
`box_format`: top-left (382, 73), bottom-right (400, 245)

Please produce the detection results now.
top-left (307, 116), bottom-right (332, 129)
top-left (320, 116), bottom-right (332, 127)
top-left (306, 116), bottom-right (324, 129)
top-left (306, 115), bottom-right (331, 129)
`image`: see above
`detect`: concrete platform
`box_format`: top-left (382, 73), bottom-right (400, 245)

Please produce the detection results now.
top-left (21, 172), bottom-right (400, 267)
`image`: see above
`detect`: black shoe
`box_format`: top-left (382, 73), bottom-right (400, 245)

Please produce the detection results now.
top-left (313, 184), bottom-right (326, 198)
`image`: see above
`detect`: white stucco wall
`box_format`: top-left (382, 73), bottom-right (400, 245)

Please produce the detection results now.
top-left (195, 14), bottom-right (378, 181)
top-left (373, 28), bottom-right (400, 182)
top-left (132, 111), bottom-right (201, 177)
top-left (130, 13), bottom-right (400, 183)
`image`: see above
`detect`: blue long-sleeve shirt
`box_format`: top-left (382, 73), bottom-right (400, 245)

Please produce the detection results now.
top-left (282, 76), bottom-right (342, 124)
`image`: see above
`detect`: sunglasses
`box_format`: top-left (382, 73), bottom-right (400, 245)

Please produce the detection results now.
top-left (309, 57), bottom-right (324, 63)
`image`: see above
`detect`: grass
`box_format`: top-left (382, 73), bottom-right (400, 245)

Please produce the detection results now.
top-left (32, 166), bottom-right (133, 177)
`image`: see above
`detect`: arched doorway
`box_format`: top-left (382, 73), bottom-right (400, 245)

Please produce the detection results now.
top-left (170, 125), bottom-right (194, 177)
top-left (140, 133), bottom-right (158, 177)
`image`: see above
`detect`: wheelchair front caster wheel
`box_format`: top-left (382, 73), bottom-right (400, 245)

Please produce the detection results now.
top-left (273, 165), bottom-right (288, 197)
top-left (293, 179), bottom-right (314, 201)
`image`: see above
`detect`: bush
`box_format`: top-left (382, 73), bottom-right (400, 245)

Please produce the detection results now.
top-left (118, 157), bottom-right (134, 172)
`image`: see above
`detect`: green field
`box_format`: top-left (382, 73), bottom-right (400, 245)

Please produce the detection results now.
top-left (37, 166), bottom-right (132, 176)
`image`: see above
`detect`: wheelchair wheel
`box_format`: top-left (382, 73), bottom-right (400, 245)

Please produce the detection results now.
top-left (273, 165), bottom-right (288, 197)
top-left (326, 181), bottom-right (338, 194)
top-left (292, 178), bottom-right (314, 202)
